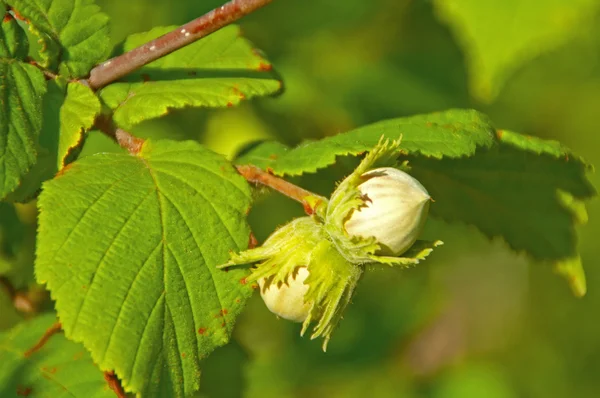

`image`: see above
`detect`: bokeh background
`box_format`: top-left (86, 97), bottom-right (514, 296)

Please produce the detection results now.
top-left (2, 0), bottom-right (600, 397)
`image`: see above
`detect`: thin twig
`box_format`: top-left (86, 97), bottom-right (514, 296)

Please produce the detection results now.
top-left (94, 115), bottom-right (145, 155)
top-left (26, 58), bottom-right (59, 80)
top-left (24, 322), bottom-right (62, 357)
top-left (88, 0), bottom-right (273, 90)
top-left (236, 165), bottom-right (324, 214)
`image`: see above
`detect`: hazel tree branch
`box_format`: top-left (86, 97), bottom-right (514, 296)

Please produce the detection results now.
top-left (87, 0), bottom-right (273, 90)
top-left (236, 165), bottom-right (326, 215)
top-left (94, 115), bottom-right (145, 155)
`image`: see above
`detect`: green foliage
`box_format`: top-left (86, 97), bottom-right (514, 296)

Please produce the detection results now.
top-left (236, 117), bottom-right (595, 294)
top-left (0, 202), bottom-right (24, 275)
top-left (434, 0), bottom-right (600, 102)
top-left (0, 313), bottom-right (113, 397)
top-left (0, 9), bottom-right (47, 200)
top-left (6, 0), bottom-right (111, 77)
top-left (5, 79), bottom-right (102, 202)
top-left (56, 82), bottom-right (101, 169)
top-left (36, 139), bottom-right (253, 397)
top-left (0, 202), bottom-right (36, 287)
top-left (99, 25), bottom-right (282, 130)
top-left (408, 129), bottom-right (595, 295)
top-left (237, 109), bottom-right (495, 174)
top-left (0, 0), bottom-right (598, 396)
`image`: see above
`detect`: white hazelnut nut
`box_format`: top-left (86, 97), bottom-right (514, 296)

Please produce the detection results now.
top-left (259, 266), bottom-right (311, 322)
top-left (344, 167), bottom-right (430, 256)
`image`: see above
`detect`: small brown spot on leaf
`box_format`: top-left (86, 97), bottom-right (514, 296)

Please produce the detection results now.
top-left (188, 71), bottom-right (197, 76)
top-left (268, 154), bottom-right (278, 160)
top-left (181, 352), bottom-right (186, 358)
top-left (220, 309), bottom-right (229, 316)
top-left (221, 322), bottom-right (226, 328)
top-left (257, 62), bottom-right (272, 72)
top-left (240, 277), bottom-right (247, 285)
top-left (198, 327), bottom-right (207, 335)
top-left (11, 9), bottom-right (27, 22)
top-left (55, 163), bottom-right (74, 178)
top-left (73, 351), bottom-right (84, 360)
top-left (232, 86), bottom-right (246, 100)
top-left (496, 130), bottom-right (504, 139)
top-left (248, 232), bottom-right (258, 249)
top-left (251, 284), bottom-right (259, 290)
top-left (3, 13), bottom-right (12, 23)
top-left (227, 101), bottom-right (233, 107)
top-left (142, 73), bottom-right (151, 82)
top-left (42, 366), bottom-right (57, 374)
top-left (16, 386), bottom-right (32, 396)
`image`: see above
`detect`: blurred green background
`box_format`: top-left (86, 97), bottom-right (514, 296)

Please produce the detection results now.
top-left (3, 0), bottom-right (600, 397)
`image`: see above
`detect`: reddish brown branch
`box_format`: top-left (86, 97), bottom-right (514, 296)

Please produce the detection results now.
top-left (24, 322), bottom-right (62, 357)
top-left (94, 115), bottom-right (145, 155)
top-left (236, 165), bottom-right (324, 214)
top-left (88, 0), bottom-right (273, 90)
top-left (104, 371), bottom-right (126, 398)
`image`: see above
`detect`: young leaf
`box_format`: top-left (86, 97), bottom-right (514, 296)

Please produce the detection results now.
top-left (408, 130), bottom-right (595, 295)
top-left (0, 10), bottom-right (47, 200)
top-left (5, 79), bottom-right (101, 202)
top-left (433, 0), bottom-right (600, 102)
top-left (36, 140), bottom-right (254, 397)
top-left (236, 109), bottom-right (496, 175)
top-left (99, 25), bottom-right (282, 130)
top-left (0, 314), bottom-right (113, 397)
top-left (57, 81), bottom-right (101, 169)
top-left (5, 0), bottom-right (110, 77)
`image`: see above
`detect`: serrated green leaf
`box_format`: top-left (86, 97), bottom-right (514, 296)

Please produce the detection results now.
top-left (407, 130), bottom-right (595, 290)
top-left (0, 59), bottom-right (46, 200)
top-left (0, 5), bottom-right (28, 59)
top-left (434, 0), bottom-right (600, 102)
top-left (99, 25), bottom-right (282, 130)
top-left (554, 255), bottom-right (586, 297)
top-left (0, 313), bottom-right (113, 397)
top-left (57, 82), bottom-right (100, 169)
top-left (236, 109), bottom-right (495, 175)
top-left (37, 139), bottom-right (254, 397)
top-left (5, 79), bottom-right (100, 202)
top-left (6, 0), bottom-right (110, 77)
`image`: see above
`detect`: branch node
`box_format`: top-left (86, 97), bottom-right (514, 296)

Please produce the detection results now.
top-left (94, 115), bottom-right (145, 155)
